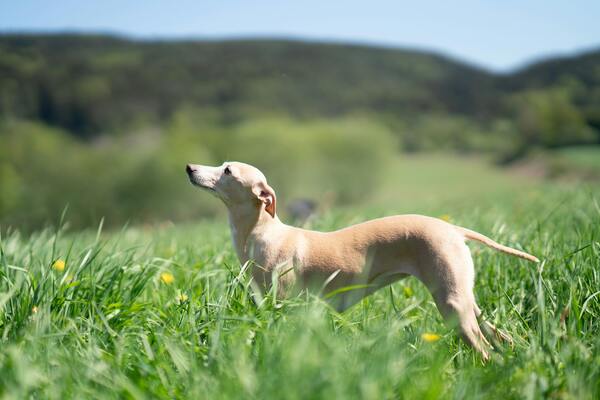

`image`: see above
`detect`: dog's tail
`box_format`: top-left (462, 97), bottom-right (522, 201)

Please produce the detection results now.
top-left (457, 227), bottom-right (539, 263)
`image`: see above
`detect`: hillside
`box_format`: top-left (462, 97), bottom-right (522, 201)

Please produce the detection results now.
top-left (0, 34), bottom-right (500, 136)
top-left (1, 35), bottom-right (599, 140)
top-left (500, 49), bottom-right (600, 132)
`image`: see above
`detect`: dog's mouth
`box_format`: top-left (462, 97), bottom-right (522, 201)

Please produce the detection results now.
top-left (188, 173), bottom-right (216, 193)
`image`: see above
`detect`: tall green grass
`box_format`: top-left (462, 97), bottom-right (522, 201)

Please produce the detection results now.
top-left (1, 185), bottom-right (599, 399)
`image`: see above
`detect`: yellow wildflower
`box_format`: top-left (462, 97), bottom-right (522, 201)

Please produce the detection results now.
top-left (32, 306), bottom-right (39, 314)
top-left (52, 259), bottom-right (66, 272)
top-left (421, 332), bottom-right (441, 342)
top-left (439, 214), bottom-right (452, 223)
top-left (176, 293), bottom-right (189, 303)
top-left (160, 272), bottom-right (175, 284)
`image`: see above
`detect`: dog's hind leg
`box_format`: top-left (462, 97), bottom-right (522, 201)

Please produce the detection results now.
top-left (422, 244), bottom-right (492, 360)
top-left (474, 303), bottom-right (514, 347)
top-left (432, 288), bottom-right (491, 360)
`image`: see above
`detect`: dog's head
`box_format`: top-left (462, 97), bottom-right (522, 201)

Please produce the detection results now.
top-left (186, 161), bottom-right (276, 218)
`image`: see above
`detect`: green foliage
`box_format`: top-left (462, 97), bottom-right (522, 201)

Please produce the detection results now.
top-left (225, 116), bottom-right (397, 202)
top-left (511, 87), bottom-right (595, 148)
top-left (398, 114), bottom-right (517, 153)
top-left (0, 116), bottom-right (397, 229)
top-left (0, 120), bottom-right (218, 229)
top-left (0, 162), bottom-right (21, 216)
top-left (0, 185), bottom-right (598, 398)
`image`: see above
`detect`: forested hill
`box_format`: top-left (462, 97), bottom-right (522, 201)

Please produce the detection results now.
top-left (0, 34), bottom-right (598, 145)
top-left (500, 49), bottom-right (600, 132)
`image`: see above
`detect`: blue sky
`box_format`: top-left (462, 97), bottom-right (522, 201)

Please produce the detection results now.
top-left (1, 0), bottom-right (599, 71)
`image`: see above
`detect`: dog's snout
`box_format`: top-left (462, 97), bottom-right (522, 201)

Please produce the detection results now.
top-left (186, 164), bottom-right (196, 175)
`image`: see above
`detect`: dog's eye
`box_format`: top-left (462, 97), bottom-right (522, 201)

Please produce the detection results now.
top-left (224, 166), bottom-right (231, 175)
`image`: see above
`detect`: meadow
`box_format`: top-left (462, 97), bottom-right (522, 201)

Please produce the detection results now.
top-left (1, 156), bottom-right (598, 399)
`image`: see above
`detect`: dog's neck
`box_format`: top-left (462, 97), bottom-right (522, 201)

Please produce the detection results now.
top-left (227, 204), bottom-right (283, 263)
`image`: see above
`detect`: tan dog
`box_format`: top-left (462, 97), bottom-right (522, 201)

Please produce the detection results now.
top-left (186, 161), bottom-right (539, 359)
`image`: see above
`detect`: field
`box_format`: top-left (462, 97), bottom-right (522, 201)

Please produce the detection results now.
top-left (1, 156), bottom-right (599, 399)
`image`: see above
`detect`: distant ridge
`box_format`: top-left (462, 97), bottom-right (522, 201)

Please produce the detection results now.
top-left (0, 33), bottom-right (598, 137)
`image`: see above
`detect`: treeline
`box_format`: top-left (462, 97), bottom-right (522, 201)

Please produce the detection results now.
top-left (1, 34), bottom-right (598, 149)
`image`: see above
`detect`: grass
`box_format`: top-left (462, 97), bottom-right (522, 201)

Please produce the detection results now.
top-left (371, 154), bottom-right (538, 212)
top-left (1, 158), bottom-right (599, 399)
top-left (515, 146), bottom-right (600, 182)
top-left (555, 146), bottom-right (600, 171)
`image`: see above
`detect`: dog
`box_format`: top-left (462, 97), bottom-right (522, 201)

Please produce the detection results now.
top-left (186, 161), bottom-right (539, 359)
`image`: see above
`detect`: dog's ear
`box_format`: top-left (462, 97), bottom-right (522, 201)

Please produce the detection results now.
top-left (253, 182), bottom-right (277, 218)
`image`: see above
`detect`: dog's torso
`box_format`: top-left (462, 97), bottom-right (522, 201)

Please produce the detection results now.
top-left (243, 214), bottom-right (464, 308)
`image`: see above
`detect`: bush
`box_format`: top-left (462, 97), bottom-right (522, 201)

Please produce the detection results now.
top-left (224, 116), bottom-right (398, 203)
top-left (0, 115), bottom-right (397, 230)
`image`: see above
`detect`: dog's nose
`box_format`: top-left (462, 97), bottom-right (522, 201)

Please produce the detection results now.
top-left (186, 164), bottom-right (196, 175)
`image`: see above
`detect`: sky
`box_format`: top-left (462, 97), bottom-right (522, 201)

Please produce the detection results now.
top-left (1, 0), bottom-right (599, 71)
